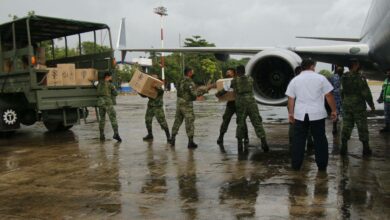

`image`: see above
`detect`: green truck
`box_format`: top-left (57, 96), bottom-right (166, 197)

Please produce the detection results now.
top-left (0, 15), bottom-right (116, 133)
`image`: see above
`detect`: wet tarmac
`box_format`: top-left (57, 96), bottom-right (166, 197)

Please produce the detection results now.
top-left (0, 86), bottom-right (389, 219)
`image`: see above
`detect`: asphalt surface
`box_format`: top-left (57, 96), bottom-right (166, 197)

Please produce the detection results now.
top-left (0, 86), bottom-right (389, 219)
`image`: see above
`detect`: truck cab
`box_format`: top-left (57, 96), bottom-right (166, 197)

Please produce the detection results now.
top-left (0, 15), bottom-right (116, 132)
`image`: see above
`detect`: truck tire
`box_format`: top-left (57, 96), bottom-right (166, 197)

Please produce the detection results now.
top-left (20, 109), bottom-right (37, 126)
top-left (0, 131), bottom-right (16, 138)
top-left (43, 121), bottom-right (73, 132)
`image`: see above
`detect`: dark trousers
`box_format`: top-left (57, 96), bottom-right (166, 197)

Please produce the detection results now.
top-left (292, 114), bottom-right (328, 170)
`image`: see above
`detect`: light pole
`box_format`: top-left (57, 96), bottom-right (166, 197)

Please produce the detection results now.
top-left (154, 6), bottom-right (168, 87)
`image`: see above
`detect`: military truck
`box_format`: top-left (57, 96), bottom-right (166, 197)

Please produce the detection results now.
top-left (0, 15), bottom-right (116, 133)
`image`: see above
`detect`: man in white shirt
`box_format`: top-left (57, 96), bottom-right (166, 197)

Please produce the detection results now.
top-left (285, 59), bottom-right (337, 171)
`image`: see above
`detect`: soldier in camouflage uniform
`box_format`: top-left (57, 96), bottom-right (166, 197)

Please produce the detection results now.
top-left (216, 68), bottom-right (248, 146)
top-left (231, 65), bottom-right (269, 153)
top-left (141, 74), bottom-right (170, 142)
top-left (170, 67), bottom-right (210, 149)
top-left (340, 60), bottom-right (375, 156)
top-left (97, 72), bottom-right (121, 142)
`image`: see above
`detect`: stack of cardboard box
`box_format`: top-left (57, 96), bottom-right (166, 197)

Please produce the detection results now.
top-left (129, 70), bottom-right (163, 98)
top-left (46, 68), bottom-right (63, 86)
top-left (45, 64), bottom-right (97, 86)
top-left (75, 68), bottom-right (98, 85)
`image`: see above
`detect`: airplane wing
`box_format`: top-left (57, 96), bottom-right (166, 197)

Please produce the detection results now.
top-left (296, 36), bottom-right (362, 42)
top-left (121, 47), bottom-right (271, 54)
top-left (120, 43), bottom-right (370, 66)
top-left (292, 44), bottom-right (371, 67)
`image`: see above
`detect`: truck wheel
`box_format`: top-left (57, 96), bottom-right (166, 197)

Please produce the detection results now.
top-left (43, 121), bottom-right (73, 132)
top-left (0, 131), bottom-right (16, 138)
top-left (58, 124), bottom-right (73, 131)
top-left (20, 109), bottom-right (37, 126)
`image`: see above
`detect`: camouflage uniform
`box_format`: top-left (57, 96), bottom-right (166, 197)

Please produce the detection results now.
top-left (219, 100), bottom-right (248, 138)
top-left (341, 71), bottom-right (374, 148)
top-left (231, 75), bottom-right (267, 146)
top-left (97, 81), bottom-right (119, 137)
top-left (171, 76), bottom-right (207, 139)
top-left (145, 88), bottom-right (169, 132)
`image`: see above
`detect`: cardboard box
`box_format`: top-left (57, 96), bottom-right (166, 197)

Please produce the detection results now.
top-left (216, 78), bottom-right (235, 102)
top-left (57, 63), bottom-right (76, 85)
top-left (46, 68), bottom-right (63, 86)
top-left (34, 64), bottom-right (47, 70)
top-left (75, 68), bottom-right (98, 85)
top-left (129, 70), bottom-right (163, 98)
top-left (36, 47), bottom-right (46, 65)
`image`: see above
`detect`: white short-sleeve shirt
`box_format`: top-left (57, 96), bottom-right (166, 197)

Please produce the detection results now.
top-left (285, 70), bottom-right (334, 121)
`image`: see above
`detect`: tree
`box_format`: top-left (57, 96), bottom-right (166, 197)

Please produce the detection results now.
top-left (27, 10), bottom-right (35, 16)
top-left (200, 58), bottom-right (220, 83)
top-left (183, 35), bottom-right (220, 85)
top-left (220, 57), bottom-right (250, 77)
top-left (8, 10), bottom-right (35, 21)
top-left (81, 41), bottom-right (110, 55)
top-left (116, 64), bottom-right (135, 83)
top-left (319, 69), bottom-right (332, 79)
top-left (147, 36), bottom-right (251, 86)
top-left (41, 41), bottom-right (111, 60)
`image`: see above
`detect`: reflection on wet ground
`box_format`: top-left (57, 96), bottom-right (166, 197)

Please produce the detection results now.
top-left (0, 86), bottom-right (389, 219)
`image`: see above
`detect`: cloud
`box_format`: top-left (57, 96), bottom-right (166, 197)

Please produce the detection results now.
top-left (0, 0), bottom-right (374, 59)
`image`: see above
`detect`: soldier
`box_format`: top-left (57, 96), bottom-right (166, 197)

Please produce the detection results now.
top-left (330, 65), bottom-right (344, 134)
top-left (377, 69), bottom-right (390, 133)
top-left (232, 65), bottom-right (269, 153)
top-left (340, 60), bottom-right (375, 156)
top-left (141, 74), bottom-right (170, 142)
top-left (97, 72), bottom-right (122, 142)
top-left (216, 68), bottom-right (248, 146)
top-left (170, 67), bottom-right (210, 149)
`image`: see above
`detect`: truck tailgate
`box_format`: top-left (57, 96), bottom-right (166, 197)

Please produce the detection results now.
top-left (36, 88), bottom-right (98, 110)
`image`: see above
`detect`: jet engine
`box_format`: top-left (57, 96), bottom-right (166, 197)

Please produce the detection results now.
top-left (246, 49), bottom-right (302, 106)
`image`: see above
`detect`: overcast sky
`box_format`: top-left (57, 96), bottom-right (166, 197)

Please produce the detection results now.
top-left (0, 0), bottom-right (372, 65)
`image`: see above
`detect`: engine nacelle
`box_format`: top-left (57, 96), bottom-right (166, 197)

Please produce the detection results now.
top-left (214, 53), bottom-right (230, 62)
top-left (246, 49), bottom-right (302, 106)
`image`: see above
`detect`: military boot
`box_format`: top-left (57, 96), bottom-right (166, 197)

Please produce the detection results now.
top-left (143, 128), bottom-right (153, 141)
top-left (380, 123), bottom-right (390, 133)
top-left (188, 137), bottom-right (198, 149)
top-left (113, 133), bottom-right (122, 142)
top-left (260, 137), bottom-right (269, 152)
top-left (340, 139), bottom-right (348, 156)
top-left (169, 134), bottom-right (176, 146)
top-left (164, 128), bottom-right (171, 143)
top-left (362, 141), bottom-right (372, 156)
top-left (244, 134), bottom-right (249, 146)
top-left (99, 129), bottom-right (105, 141)
top-left (217, 133), bottom-right (224, 145)
top-left (237, 139), bottom-right (243, 154)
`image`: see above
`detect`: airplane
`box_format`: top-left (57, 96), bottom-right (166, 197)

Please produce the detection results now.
top-left (119, 0), bottom-right (389, 106)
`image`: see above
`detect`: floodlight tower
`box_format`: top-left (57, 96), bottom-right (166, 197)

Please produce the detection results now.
top-left (154, 6), bottom-right (168, 85)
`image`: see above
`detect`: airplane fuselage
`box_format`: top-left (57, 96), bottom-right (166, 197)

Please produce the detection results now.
top-left (363, 0), bottom-right (390, 70)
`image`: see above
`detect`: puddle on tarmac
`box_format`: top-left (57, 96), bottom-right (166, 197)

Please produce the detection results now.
top-left (0, 86), bottom-right (389, 219)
